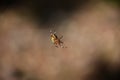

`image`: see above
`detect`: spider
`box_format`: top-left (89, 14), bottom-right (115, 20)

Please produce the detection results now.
top-left (50, 30), bottom-right (65, 48)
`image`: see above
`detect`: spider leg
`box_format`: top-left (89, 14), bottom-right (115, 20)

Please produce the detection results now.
top-left (59, 36), bottom-right (63, 39)
top-left (59, 41), bottom-right (64, 48)
top-left (54, 41), bottom-right (59, 48)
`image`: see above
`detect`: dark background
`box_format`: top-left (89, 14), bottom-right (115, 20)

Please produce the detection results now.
top-left (0, 0), bottom-right (119, 25)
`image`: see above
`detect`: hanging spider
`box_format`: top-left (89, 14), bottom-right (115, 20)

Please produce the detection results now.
top-left (50, 30), bottom-right (65, 48)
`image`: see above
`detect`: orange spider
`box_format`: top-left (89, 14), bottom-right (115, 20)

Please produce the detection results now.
top-left (50, 30), bottom-right (64, 48)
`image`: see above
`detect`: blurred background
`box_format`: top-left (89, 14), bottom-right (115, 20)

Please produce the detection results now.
top-left (0, 0), bottom-right (120, 80)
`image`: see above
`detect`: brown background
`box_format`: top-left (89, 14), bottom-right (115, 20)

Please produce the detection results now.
top-left (0, 0), bottom-right (120, 80)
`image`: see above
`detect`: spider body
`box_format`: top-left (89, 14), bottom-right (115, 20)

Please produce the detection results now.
top-left (50, 30), bottom-right (64, 48)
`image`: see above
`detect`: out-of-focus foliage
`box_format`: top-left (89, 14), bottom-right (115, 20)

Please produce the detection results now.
top-left (104, 0), bottom-right (120, 7)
